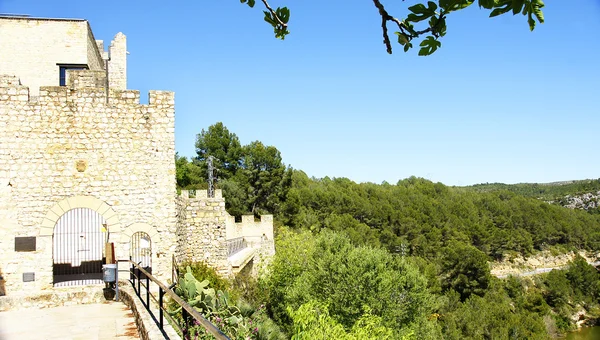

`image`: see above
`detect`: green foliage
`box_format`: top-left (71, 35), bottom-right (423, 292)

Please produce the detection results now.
top-left (464, 178), bottom-right (600, 203)
top-left (175, 153), bottom-right (205, 189)
top-left (171, 264), bottom-right (285, 340)
top-left (241, 0), bottom-right (289, 40)
top-left (181, 123), bottom-right (293, 217)
top-left (279, 174), bottom-right (600, 261)
top-left (261, 229), bottom-right (440, 337)
top-left (179, 260), bottom-right (231, 294)
top-left (240, 0), bottom-right (545, 55)
top-left (543, 269), bottom-right (573, 308)
top-left (441, 242), bottom-right (491, 301)
top-left (566, 255), bottom-right (600, 302)
top-left (241, 141), bottom-right (291, 215)
top-left (439, 284), bottom-right (549, 339)
top-left (195, 122), bottom-right (243, 180)
top-left (171, 266), bottom-right (238, 319)
top-left (288, 301), bottom-right (396, 340)
top-left (177, 125), bottom-right (600, 339)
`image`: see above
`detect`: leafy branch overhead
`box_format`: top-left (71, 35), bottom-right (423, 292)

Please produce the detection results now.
top-left (240, 0), bottom-right (545, 55)
top-left (240, 0), bottom-right (290, 40)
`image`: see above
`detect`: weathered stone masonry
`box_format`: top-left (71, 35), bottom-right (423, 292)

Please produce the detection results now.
top-left (0, 72), bottom-right (177, 294)
top-left (176, 190), bottom-right (229, 273)
top-left (0, 16), bottom-right (275, 299)
top-left (176, 189), bottom-right (275, 276)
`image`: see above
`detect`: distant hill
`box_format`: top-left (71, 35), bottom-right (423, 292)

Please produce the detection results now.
top-left (460, 178), bottom-right (600, 200)
top-left (460, 179), bottom-right (600, 214)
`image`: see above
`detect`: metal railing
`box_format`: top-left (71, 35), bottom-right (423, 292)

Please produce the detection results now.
top-left (172, 254), bottom-right (179, 286)
top-left (226, 237), bottom-right (247, 256)
top-left (125, 259), bottom-right (229, 340)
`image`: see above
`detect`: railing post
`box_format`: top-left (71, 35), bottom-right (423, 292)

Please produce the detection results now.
top-left (159, 288), bottom-right (164, 330)
top-left (182, 308), bottom-right (188, 339)
top-left (137, 269), bottom-right (141, 299)
top-left (146, 275), bottom-right (150, 307)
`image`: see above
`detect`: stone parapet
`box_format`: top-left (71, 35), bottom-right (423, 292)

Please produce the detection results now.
top-left (0, 75), bottom-right (177, 294)
top-left (175, 192), bottom-right (229, 275)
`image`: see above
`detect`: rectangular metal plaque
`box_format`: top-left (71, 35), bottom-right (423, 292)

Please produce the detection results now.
top-left (22, 272), bottom-right (35, 282)
top-left (15, 237), bottom-right (36, 252)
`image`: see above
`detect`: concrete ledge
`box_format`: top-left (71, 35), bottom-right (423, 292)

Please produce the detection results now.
top-left (229, 248), bottom-right (256, 269)
top-left (0, 286), bottom-right (105, 312)
top-left (119, 283), bottom-right (180, 340)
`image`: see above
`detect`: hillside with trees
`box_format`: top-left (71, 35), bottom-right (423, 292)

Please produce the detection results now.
top-left (175, 122), bottom-right (600, 339)
top-left (463, 180), bottom-right (600, 201)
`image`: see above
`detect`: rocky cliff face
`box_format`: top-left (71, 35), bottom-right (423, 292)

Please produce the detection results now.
top-left (556, 190), bottom-right (600, 212)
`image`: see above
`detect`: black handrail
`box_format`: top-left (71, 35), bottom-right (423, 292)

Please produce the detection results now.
top-left (123, 259), bottom-right (229, 340)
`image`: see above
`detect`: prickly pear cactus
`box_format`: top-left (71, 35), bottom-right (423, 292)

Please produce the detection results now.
top-left (170, 266), bottom-right (242, 320)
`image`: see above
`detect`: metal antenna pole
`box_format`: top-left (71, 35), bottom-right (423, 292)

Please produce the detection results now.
top-left (208, 156), bottom-right (214, 198)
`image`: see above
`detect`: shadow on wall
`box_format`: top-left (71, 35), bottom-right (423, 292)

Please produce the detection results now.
top-left (0, 267), bottom-right (5, 296)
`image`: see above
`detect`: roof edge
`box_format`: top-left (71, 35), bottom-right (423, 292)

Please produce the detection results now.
top-left (0, 15), bottom-right (86, 22)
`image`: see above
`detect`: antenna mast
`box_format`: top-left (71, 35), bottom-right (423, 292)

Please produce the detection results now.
top-left (207, 156), bottom-right (215, 198)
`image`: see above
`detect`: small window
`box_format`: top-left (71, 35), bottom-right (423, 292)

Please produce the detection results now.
top-left (58, 64), bottom-right (88, 86)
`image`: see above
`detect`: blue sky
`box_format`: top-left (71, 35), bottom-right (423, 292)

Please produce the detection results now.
top-left (2, 0), bottom-right (599, 186)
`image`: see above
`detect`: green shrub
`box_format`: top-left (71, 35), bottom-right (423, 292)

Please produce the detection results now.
top-left (178, 260), bottom-right (231, 295)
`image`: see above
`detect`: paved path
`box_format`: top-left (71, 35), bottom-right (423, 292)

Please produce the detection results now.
top-left (0, 302), bottom-right (139, 340)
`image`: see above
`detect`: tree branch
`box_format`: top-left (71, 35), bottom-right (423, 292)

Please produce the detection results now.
top-left (372, 0), bottom-right (444, 54)
top-left (372, 0), bottom-right (394, 53)
top-left (261, 0), bottom-right (287, 29)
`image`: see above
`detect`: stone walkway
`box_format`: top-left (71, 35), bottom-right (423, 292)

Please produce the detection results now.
top-left (0, 302), bottom-right (139, 340)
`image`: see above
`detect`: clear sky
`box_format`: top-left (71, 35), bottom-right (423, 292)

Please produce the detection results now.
top-left (1, 0), bottom-right (599, 186)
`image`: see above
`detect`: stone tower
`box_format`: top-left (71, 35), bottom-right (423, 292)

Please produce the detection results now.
top-left (108, 32), bottom-right (127, 90)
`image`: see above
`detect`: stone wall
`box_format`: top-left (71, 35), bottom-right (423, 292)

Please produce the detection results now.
top-left (108, 33), bottom-right (127, 90)
top-left (0, 72), bottom-right (177, 295)
top-left (176, 189), bottom-right (275, 277)
top-left (0, 17), bottom-right (104, 96)
top-left (176, 190), bottom-right (229, 274)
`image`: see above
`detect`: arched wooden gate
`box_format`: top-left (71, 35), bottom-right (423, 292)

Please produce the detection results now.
top-left (53, 208), bottom-right (107, 286)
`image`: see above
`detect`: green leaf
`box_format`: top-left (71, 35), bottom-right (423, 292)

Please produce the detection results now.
top-left (394, 32), bottom-right (410, 45)
top-left (418, 36), bottom-right (442, 56)
top-left (527, 10), bottom-right (536, 31)
top-left (512, 0), bottom-right (525, 15)
top-left (278, 7), bottom-right (290, 23)
top-left (532, 1), bottom-right (545, 24)
top-left (407, 13), bottom-right (433, 23)
top-left (403, 42), bottom-right (413, 53)
top-left (240, 0), bottom-right (255, 8)
top-left (432, 16), bottom-right (447, 37)
top-left (445, 0), bottom-right (474, 12)
top-left (490, 4), bottom-right (512, 17)
top-left (196, 279), bottom-right (209, 290)
top-left (408, 2), bottom-right (438, 22)
top-left (402, 20), bottom-right (417, 36)
top-left (427, 1), bottom-right (438, 12)
top-left (478, 0), bottom-right (495, 9)
top-left (263, 11), bottom-right (276, 26)
top-left (408, 3), bottom-right (428, 14)
top-left (228, 315), bottom-right (240, 325)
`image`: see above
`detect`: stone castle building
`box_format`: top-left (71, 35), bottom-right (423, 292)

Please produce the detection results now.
top-left (0, 16), bottom-right (273, 297)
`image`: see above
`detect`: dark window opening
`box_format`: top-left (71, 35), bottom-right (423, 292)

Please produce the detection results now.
top-left (58, 64), bottom-right (88, 86)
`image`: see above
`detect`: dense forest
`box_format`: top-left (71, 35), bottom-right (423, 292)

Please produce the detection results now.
top-left (463, 180), bottom-right (600, 201)
top-left (174, 122), bottom-right (600, 339)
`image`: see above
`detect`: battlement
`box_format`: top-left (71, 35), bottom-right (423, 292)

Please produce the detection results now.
top-left (0, 73), bottom-right (174, 107)
top-left (226, 214), bottom-right (274, 241)
top-left (179, 189), bottom-right (223, 199)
